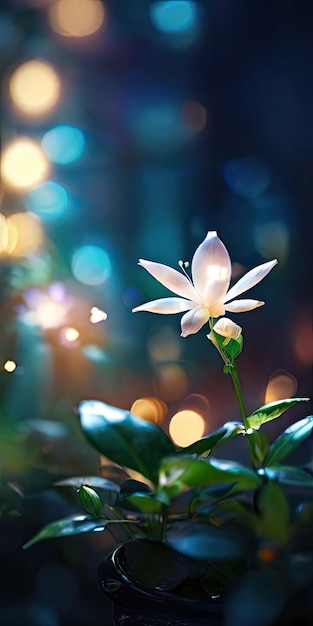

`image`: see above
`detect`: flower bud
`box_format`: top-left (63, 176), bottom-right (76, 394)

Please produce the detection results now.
top-left (207, 317), bottom-right (242, 346)
top-left (78, 485), bottom-right (103, 517)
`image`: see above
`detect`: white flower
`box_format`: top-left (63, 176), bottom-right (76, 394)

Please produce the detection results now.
top-left (132, 231), bottom-right (277, 337)
top-left (208, 317), bottom-right (242, 346)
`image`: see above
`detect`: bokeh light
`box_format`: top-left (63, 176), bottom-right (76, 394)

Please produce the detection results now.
top-left (9, 60), bottom-right (61, 117)
top-left (265, 370), bottom-right (298, 404)
top-left (222, 157), bottom-right (271, 198)
top-left (90, 306), bottom-right (107, 323)
top-left (148, 326), bottom-right (182, 363)
top-left (130, 397), bottom-right (168, 425)
top-left (25, 181), bottom-right (68, 219)
top-left (292, 311), bottom-right (313, 366)
top-left (20, 283), bottom-right (72, 329)
top-left (0, 213), bottom-right (17, 255)
top-left (82, 345), bottom-right (109, 363)
top-left (41, 125), bottom-right (85, 165)
top-left (1, 138), bottom-right (49, 191)
top-left (6, 212), bottom-right (44, 257)
top-left (182, 100), bottom-right (207, 132)
top-left (59, 326), bottom-right (80, 347)
top-left (129, 99), bottom-right (192, 154)
top-left (169, 409), bottom-right (205, 447)
top-left (150, 1), bottom-right (197, 34)
top-left (71, 245), bottom-right (112, 286)
top-left (253, 220), bottom-right (289, 262)
top-left (3, 360), bottom-right (17, 373)
top-left (154, 364), bottom-right (189, 401)
top-left (49, 0), bottom-right (105, 38)
top-left (180, 393), bottom-right (210, 415)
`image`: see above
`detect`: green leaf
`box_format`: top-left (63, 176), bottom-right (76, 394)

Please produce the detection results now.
top-left (79, 401), bottom-right (175, 485)
top-left (258, 466), bottom-right (313, 487)
top-left (159, 456), bottom-right (261, 498)
top-left (246, 398), bottom-right (310, 429)
top-left (55, 476), bottom-right (120, 492)
top-left (125, 493), bottom-right (163, 514)
top-left (223, 335), bottom-right (243, 359)
top-left (176, 422), bottom-right (244, 456)
top-left (213, 331), bottom-right (243, 360)
top-left (166, 521), bottom-right (253, 560)
top-left (257, 479), bottom-right (290, 544)
top-left (264, 416), bottom-right (313, 466)
top-left (23, 514), bottom-right (106, 549)
top-left (78, 486), bottom-right (103, 516)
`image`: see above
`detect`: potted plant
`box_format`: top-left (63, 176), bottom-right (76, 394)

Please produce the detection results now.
top-left (24, 231), bottom-right (312, 626)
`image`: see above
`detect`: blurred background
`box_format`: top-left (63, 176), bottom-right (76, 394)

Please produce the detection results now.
top-left (0, 0), bottom-right (312, 624)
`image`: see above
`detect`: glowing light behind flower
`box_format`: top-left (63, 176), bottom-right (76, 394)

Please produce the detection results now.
top-left (9, 60), bottom-right (61, 117)
top-left (71, 245), bottom-right (112, 286)
top-left (130, 397), bottom-right (168, 425)
top-left (265, 370), bottom-right (298, 404)
top-left (169, 409), bottom-right (205, 447)
top-left (1, 138), bottom-right (49, 191)
top-left (41, 125), bottom-right (85, 165)
top-left (49, 0), bottom-right (106, 38)
top-left (25, 181), bottom-right (68, 219)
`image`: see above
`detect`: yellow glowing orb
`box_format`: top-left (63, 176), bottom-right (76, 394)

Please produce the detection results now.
top-left (64, 327), bottom-right (79, 342)
top-left (7, 212), bottom-right (44, 257)
top-left (265, 370), bottom-right (298, 404)
top-left (49, 0), bottom-right (105, 37)
top-left (9, 60), bottom-right (61, 117)
top-left (4, 360), bottom-right (17, 372)
top-left (131, 397), bottom-right (168, 425)
top-left (1, 138), bottom-right (49, 191)
top-left (169, 410), bottom-right (205, 447)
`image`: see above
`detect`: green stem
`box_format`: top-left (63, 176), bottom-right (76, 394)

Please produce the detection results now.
top-left (208, 318), bottom-right (258, 468)
top-left (229, 361), bottom-right (248, 428)
top-left (108, 507), bottom-right (138, 541)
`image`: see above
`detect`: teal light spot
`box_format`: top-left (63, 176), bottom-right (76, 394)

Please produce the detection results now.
top-left (150, 1), bottom-right (196, 33)
top-left (41, 125), bottom-right (85, 165)
top-left (71, 245), bottom-right (112, 286)
top-left (25, 181), bottom-right (68, 219)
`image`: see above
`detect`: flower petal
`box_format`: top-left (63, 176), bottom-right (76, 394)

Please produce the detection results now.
top-left (213, 317), bottom-right (242, 339)
top-left (224, 259), bottom-right (277, 303)
top-left (180, 306), bottom-right (210, 337)
top-left (191, 231), bottom-right (231, 306)
top-left (138, 259), bottom-right (199, 301)
top-left (132, 298), bottom-right (196, 315)
top-left (225, 299), bottom-right (264, 312)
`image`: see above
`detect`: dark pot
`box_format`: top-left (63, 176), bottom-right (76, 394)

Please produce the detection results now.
top-left (97, 542), bottom-right (223, 626)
